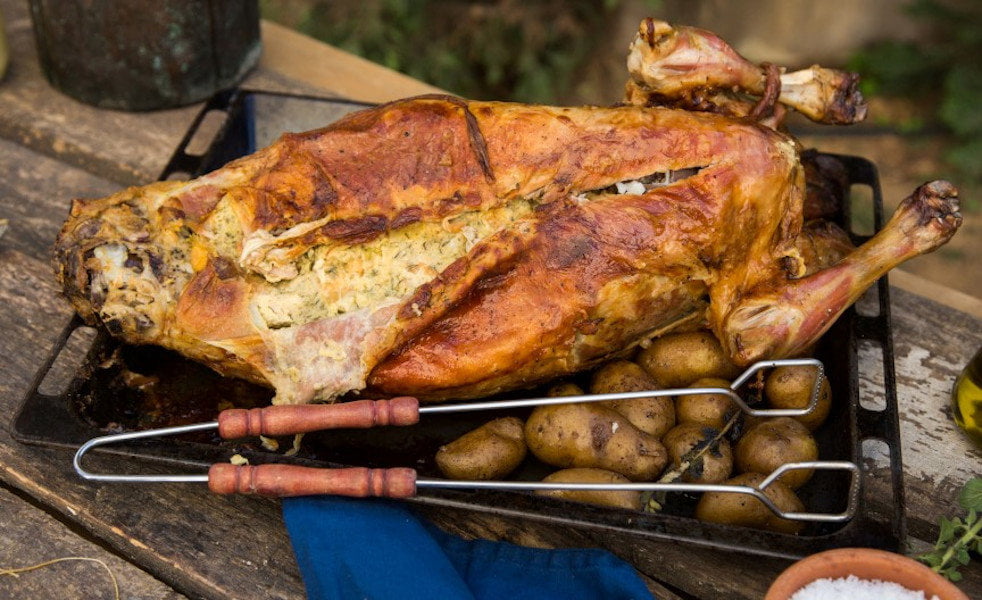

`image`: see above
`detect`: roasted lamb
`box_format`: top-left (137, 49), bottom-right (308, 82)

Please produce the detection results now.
top-left (54, 19), bottom-right (962, 404)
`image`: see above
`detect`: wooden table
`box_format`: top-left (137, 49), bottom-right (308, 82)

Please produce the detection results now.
top-left (1, 2), bottom-right (979, 598)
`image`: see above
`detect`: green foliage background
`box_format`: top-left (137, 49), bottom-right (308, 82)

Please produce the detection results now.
top-left (849, 0), bottom-right (982, 185)
top-left (261, 0), bottom-right (659, 104)
top-left (263, 0), bottom-right (980, 194)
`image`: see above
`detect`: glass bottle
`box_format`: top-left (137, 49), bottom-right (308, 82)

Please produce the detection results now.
top-left (951, 346), bottom-right (982, 447)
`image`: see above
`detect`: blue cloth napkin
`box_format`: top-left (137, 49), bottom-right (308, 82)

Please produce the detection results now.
top-left (282, 495), bottom-right (654, 600)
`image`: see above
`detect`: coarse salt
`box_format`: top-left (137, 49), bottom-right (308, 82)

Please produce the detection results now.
top-left (790, 574), bottom-right (940, 600)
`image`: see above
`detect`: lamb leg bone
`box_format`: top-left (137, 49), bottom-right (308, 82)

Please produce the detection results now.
top-left (627, 18), bottom-right (867, 124)
top-left (718, 181), bottom-right (961, 364)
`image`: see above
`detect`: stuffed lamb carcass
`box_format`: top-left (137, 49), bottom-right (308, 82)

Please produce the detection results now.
top-left (55, 19), bottom-right (961, 404)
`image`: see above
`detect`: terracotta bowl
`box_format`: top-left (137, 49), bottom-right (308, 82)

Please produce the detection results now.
top-left (765, 548), bottom-right (970, 600)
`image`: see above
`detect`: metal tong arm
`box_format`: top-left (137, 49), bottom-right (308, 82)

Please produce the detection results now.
top-left (419, 460), bottom-right (861, 523)
top-left (204, 460), bottom-right (860, 522)
top-left (74, 358), bottom-right (836, 508)
top-left (215, 357), bottom-right (826, 428)
top-left (418, 357), bottom-right (826, 419)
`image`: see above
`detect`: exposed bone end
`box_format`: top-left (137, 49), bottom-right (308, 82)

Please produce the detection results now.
top-left (638, 17), bottom-right (676, 48)
top-left (829, 71), bottom-right (868, 124)
top-left (890, 180), bottom-right (962, 253)
top-left (627, 19), bottom-right (678, 80)
top-left (627, 18), bottom-right (764, 96)
top-left (779, 67), bottom-right (868, 124)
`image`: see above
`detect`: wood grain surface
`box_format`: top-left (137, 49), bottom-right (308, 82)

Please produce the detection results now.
top-left (0, 0), bottom-right (979, 597)
top-left (0, 486), bottom-right (188, 600)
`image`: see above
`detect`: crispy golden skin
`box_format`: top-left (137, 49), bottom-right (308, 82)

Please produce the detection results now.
top-left (56, 95), bottom-right (811, 402)
top-left (54, 30), bottom-right (961, 404)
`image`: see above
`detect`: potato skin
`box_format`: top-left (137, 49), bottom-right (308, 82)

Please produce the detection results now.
top-left (525, 403), bottom-right (668, 481)
top-left (547, 381), bottom-right (585, 397)
top-left (765, 366), bottom-right (832, 431)
top-left (435, 417), bottom-right (527, 480)
top-left (675, 377), bottom-right (738, 429)
top-left (734, 417), bottom-right (818, 489)
top-left (662, 422), bottom-right (733, 484)
top-left (636, 331), bottom-right (740, 388)
top-left (590, 360), bottom-right (675, 438)
top-left (694, 472), bottom-right (805, 534)
top-left (536, 468), bottom-right (642, 510)
top-left (760, 478), bottom-right (806, 534)
top-left (695, 472), bottom-right (770, 528)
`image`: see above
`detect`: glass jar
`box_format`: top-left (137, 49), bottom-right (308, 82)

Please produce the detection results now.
top-left (951, 346), bottom-right (982, 447)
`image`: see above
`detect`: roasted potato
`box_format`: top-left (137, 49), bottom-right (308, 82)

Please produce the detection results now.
top-left (525, 403), bottom-right (668, 481)
top-left (636, 331), bottom-right (740, 388)
top-left (765, 365), bottom-right (832, 431)
top-left (590, 360), bottom-right (675, 438)
top-left (694, 472), bottom-right (805, 534)
top-left (536, 468), bottom-right (642, 510)
top-left (662, 422), bottom-right (733, 484)
top-left (734, 417), bottom-right (818, 489)
top-left (547, 381), bottom-right (586, 397)
top-left (675, 377), bottom-right (739, 429)
top-left (760, 477), bottom-right (807, 534)
top-left (435, 417), bottom-right (527, 480)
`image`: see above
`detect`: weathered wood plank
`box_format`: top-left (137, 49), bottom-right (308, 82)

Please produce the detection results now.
top-left (257, 20), bottom-right (443, 103)
top-left (893, 287), bottom-right (982, 519)
top-left (860, 286), bottom-right (982, 593)
top-left (857, 287), bottom-right (982, 523)
top-left (0, 137), bottom-right (119, 261)
top-left (891, 269), bottom-right (982, 320)
top-left (0, 486), bottom-right (188, 600)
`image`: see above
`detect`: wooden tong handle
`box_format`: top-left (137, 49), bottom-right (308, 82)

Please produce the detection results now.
top-left (217, 396), bottom-right (420, 438)
top-left (208, 464), bottom-right (417, 498)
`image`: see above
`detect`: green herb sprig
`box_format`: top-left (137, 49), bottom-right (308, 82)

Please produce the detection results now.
top-left (916, 477), bottom-right (982, 581)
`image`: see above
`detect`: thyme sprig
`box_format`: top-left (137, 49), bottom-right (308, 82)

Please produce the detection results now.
top-left (916, 477), bottom-right (982, 581)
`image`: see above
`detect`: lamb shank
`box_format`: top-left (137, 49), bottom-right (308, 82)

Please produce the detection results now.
top-left (54, 19), bottom-right (962, 404)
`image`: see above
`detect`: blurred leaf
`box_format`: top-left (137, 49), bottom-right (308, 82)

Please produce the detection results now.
top-left (955, 547), bottom-right (971, 565)
top-left (940, 64), bottom-right (982, 138)
top-left (848, 41), bottom-right (942, 98)
top-left (264, 0), bottom-right (626, 104)
top-left (939, 518), bottom-right (956, 544)
top-left (917, 478), bottom-right (982, 580)
top-left (849, 1), bottom-right (982, 187)
top-left (945, 139), bottom-right (982, 185)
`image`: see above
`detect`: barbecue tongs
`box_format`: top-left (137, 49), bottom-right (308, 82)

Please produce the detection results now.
top-left (74, 358), bottom-right (860, 523)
